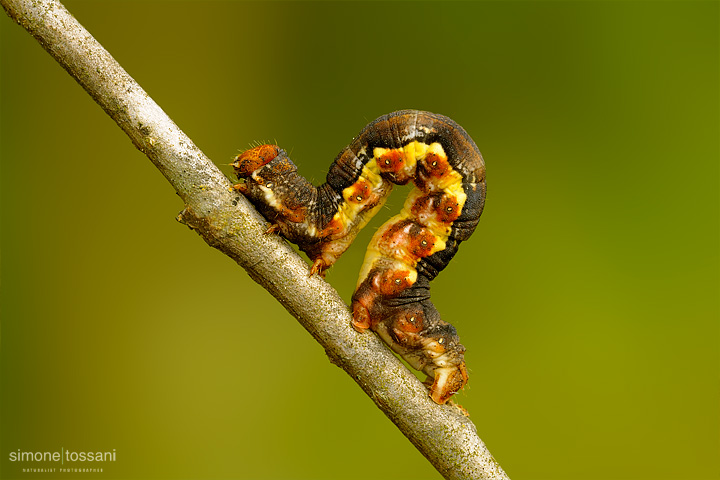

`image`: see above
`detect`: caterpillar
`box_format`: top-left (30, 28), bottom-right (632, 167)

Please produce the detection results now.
top-left (232, 110), bottom-right (486, 404)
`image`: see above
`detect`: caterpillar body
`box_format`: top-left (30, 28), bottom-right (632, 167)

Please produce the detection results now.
top-left (232, 110), bottom-right (486, 404)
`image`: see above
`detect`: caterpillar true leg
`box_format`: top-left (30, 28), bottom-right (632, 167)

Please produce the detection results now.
top-left (232, 110), bottom-right (485, 404)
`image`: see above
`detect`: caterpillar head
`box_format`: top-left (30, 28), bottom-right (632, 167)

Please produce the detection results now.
top-left (232, 144), bottom-right (315, 242)
top-left (232, 144), bottom-right (279, 177)
top-left (231, 144), bottom-right (300, 213)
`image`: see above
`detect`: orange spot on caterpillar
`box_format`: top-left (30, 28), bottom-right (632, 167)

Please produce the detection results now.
top-left (346, 179), bottom-right (372, 204)
top-left (393, 310), bottom-right (424, 334)
top-left (376, 149), bottom-right (406, 173)
top-left (406, 229), bottom-right (436, 258)
top-left (410, 192), bottom-right (461, 226)
top-left (436, 194), bottom-right (462, 223)
top-left (415, 151), bottom-right (455, 191)
top-left (374, 269), bottom-right (414, 296)
top-left (375, 219), bottom-right (436, 262)
top-left (376, 148), bottom-right (416, 184)
top-left (232, 144), bottom-right (280, 177)
top-left (423, 152), bottom-right (451, 178)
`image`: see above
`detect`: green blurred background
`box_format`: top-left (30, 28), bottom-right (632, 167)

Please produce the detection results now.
top-left (1, 1), bottom-right (718, 479)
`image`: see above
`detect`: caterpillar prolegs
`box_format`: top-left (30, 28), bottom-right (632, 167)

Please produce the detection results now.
top-left (232, 110), bottom-right (486, 404)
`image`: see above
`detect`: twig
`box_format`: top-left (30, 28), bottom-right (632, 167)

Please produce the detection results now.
top-left (0, 1), bottom-right (510, 478)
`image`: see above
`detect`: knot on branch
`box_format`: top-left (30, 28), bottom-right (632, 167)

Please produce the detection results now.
top-left (176, 206), bottom-right (198, 230)
top-left (176, 204), bottom-right (236, 249)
